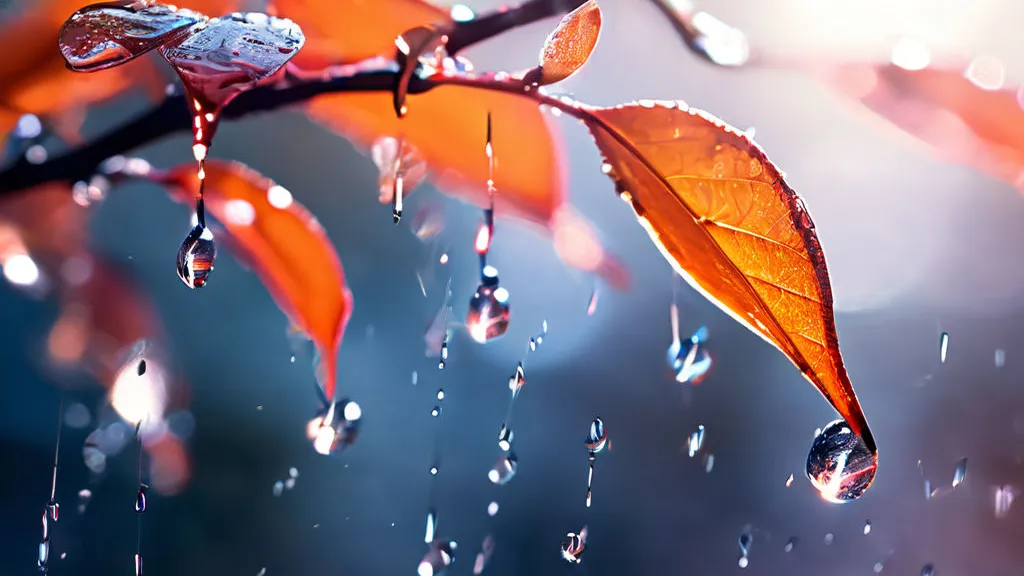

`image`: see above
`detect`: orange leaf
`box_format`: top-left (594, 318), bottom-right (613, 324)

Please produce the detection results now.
top-left (825, 61), bottom-right (1024, 190)
top-left (308, 88), bottom-right (566, 224)
top-left (154, 160), bottom-right (353, 400)
top-left (583, 100), bottom-right (873, 450)
top-left (532, 0), bottom-right (602, 86)
top-left (281, 0), bottom-right (447, 68)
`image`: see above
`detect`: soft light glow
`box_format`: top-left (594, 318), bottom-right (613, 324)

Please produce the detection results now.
top-left (3, 253), bottom-right (40, 286)
top-left (109, 349), bottom-right (168, 430)
top-left (343, 401), bottom-right (362, 421)
top-left (267, 185), bottom-right (293, 209)
top-left (313, 425), bottom-right (335, 455)
top-left (450, 4), bottom-right (474, 22)
top-left (890, 37), bottom-right (931, 71)
top-left (474, 223), bottom-right (491, 254)
top-left (224, 199), bottom-right (256, 226)
top-left (417, 561), bottom-right (433, 576)
top-left (964, 55), bottom-right (1005, 91)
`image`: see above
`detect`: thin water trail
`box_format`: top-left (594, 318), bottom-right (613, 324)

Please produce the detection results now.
top-left (38, 393), bottom-right (65, 574)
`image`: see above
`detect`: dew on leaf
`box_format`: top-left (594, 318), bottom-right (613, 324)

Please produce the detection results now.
top-left (806, 420), bottom-right (877, 502)
top-left (466, 266), bottom-right (510, 344)
top-left (487, 454), bottom-right (518, 485)
top-left (418, 539), bottom-right (456, 576)
top-left (175, 224), bottom-right (216, 289)
top-left (560, 526), bottom-right (587, 564)
top-left (307, 399), bottom-right (361, 455)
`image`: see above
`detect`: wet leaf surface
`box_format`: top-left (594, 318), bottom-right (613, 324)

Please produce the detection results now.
top-left (152, 160), bottom-right (353, 400)
top-left (531, 0), bottom-right (602, 86)
top-left (581, 100), bottom-right (872, 448)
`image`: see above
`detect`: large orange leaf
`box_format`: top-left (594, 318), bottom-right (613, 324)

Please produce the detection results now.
top-left (823, 61), bottom-right (1024, 190)
top-left (582, 100), bottom-right (873, 450)
top-left (308, 88), bottom-right (566, 224)
top-left (153, 160), bottom-right (353, 400)
top-left (0, 0), bottom-right (237, 141)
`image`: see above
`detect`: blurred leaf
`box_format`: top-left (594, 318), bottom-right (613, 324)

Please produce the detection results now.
top-left (582, 100), bottom-right (872, 448)
top-left (530, 0), bottom-right (602, 86)
top-left (153, 160), bottom-right (353, 400)
top-left (825, 61), bottom-right (1024, 190)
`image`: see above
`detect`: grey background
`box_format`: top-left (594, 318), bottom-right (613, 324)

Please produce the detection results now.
top-left (2, 0), bottom-right (1024, 574)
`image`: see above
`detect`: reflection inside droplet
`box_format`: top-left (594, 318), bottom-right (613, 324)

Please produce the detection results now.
top-left (806, 420), bottom-right (878, 502)
top-left (560, 526), bottom-right (587, 563)
top-left (307, 399), bottom-right (361, 455)
top-left (466, 266), bottom-right (510, 343)
top-left (175, 224), bottom-right (215, 289)
top-left (418, 539), bottom-right (457, 576)
top-left (669, 325), bottom-right (711, 384)
top-left (487, 454), bottom-right (518, 485)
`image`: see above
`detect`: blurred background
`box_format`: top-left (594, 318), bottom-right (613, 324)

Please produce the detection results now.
top-left (2, 0), bottom-right (1024, 574)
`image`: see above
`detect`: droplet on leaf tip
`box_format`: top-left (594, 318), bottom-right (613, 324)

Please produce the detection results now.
top-left (806, 420), bottom-right (877, 502)
top-left (176, 225), bottom-right (216, 289)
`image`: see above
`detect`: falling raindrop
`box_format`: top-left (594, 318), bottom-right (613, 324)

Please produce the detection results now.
top-left (939, 332), bottom-right (949, 363)
top-left (784, 537), bottom-right (796, 552)
top-left (921, 563), bottom-right (935, 576)
top-left (508, 363), bottom-right (525, 399)
top-left (785, 473), bottom-right (794, 487)
top-left (687, 424), bottom-right (705, 457)
top-left (585, 417), bottom-right (608, 507)
top-left (38, 539), bottom-right (50, 571)
top-left (995, 485), bottom-right (1017, 518)
top-left (487, 454), bottom-right (518, 485)
top-left (560, 526), bottom-right (587, 563)
top-left (823, 532), bottom-right (834, 545)
top-left (370, 137), bottom-right (427, 224)
top-left (738, 530), bottom-right (752, 557)
top-left (863, 519), bottom-right (872, 535)
top-left (952, 458), bottom-right (968, 488)
top-left (472, 534), bottom-right (494, 575)
top-left (135, 553), bottom-right (143, 576)
top-left (669, 325), bottom-right (711, 384)
top-left (486, 501), bottom-right (499, 516)
top-left (424, 509), bottom-right (437, 544)
top-left (135, 487), bottom-right (147, 513)
top-left (498, 424), bottom-right (514, 452)
top-left (307, 399), bottom-right (362, 455)
top-left (418, 539), bottom-right (457, 576)
top-left (466, 265), bottom-right (511, 344)
top-left (431, 406), bottom-right (441, 417)
top-left (175, 224), bottom-right (216, 289)
top-left (806, 419), bottom-right (878, 502)
top-left (587, 289), bottom-right (599, 316)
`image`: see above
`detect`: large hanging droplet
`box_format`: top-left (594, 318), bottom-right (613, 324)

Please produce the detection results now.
top-left (58, 1), bottom-right (205, 72)
top-left (175, 224), bottom-right (215, 289)
top-left (806, 419), bottom-right (878, 502)
top-left (560, 526), bottom-right (587, 564)
top-left (370, 137), bottom-right (427, 224)
top-left (668, 325), bottom-right (711, 384)
top-left (487, 454), bottom-right (518, 485)
top-left (307, 399), bottom-right (362, 455)
top-left (135, 486), bottom-right (147, 513)
top-left (135, 553), bottom-right (143, 576)
top-left (417, 539), bottom-right (457, 576)
top-left (466, 266), bottom-right (510, 344)
top-left (585, 417), bottom-right (608, 453)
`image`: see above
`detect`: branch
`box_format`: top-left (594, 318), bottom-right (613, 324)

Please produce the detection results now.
top-left (0, 0), bottom-right (586, 195)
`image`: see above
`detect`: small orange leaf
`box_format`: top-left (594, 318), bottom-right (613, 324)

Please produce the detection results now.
top-left (307, 89), bottom-right (566, 224)
top-left (154, 160), bottom-right (353, 400)
top-left (531, 0), bottom-right (602, 86)
top-left (582, 100), bottom-right (873, 450)
top-left (825, 61), bottom-right (1024, 190)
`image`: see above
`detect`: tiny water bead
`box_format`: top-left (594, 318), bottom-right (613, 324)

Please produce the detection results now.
top-left (995, 485), bottom-right (1017, 518)
top-left (687, 424), bottom-right (705, 457)
top-left (175, 224), bottom-right (216, 289)
top-left (806, 420), bottom-right (878, 502)
top-left (668, 325), bottom-right (712, 384)
top-left (783, 537), bottom-right (797, 552)
top-left (135, 553), bottom-right (143, 576)
top-left (466, 266), bottom-right (510, 344)
top-left (488, 454), bottom-right (518, 485)
top-left (560, 526), bottom-right (587, 564)
top-left (307, 399), bottom-right (362, 455)
top-left (952, 457), bottom-right (968, 488)
top-left (497, 424), bottom-right (514, 452)
top-left (431, 406), bottom-right (441, 417)
top-left (418, 539), bottom-right (457, 576)
top-left (863, 519), bottom-right (872, 535)
top-left (135, 486), bottom-right (147, 513)
top-left (508, 362), bottom-right (525, 398)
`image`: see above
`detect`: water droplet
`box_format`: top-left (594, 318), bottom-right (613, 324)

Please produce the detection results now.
top-left (669, 326), bottom-right (711, 384)
top-left (424, 509), bottom-right (437, 544)
top-left (289, 467), bottom-right (298, 478)
top-left (272, 481), bottom-right (283, 496)
top-left (38, 539), bottom-right (50, 568)
top-left (430, 466), bottom-right (438, 476)
top-left (823, 532), bottom-right (834, 545)
top-left (995, 348), bottom-right (1006, 368)
top-left (16, 114), bottom-right (42, 139)
top-left (783, 537), bottom-right (796, 552)
top-left (952, 457), bottom-right (968, 488)
top-left (431, 406), bottom-right (441, 417)
top-left (436, 389), bottom-right (444, 401)
top-left (41, 510), bottom-right (49, 541)
top-left (785, 473), bottom-right (794, 487)
top-left (939, 332), bottom-right (949, 363)
top-left (508, 363), bottom-right (525, 398)
top-left (487, 501), bottom-right (499, 516)
top-left (995, 485), bottom-right (1017, 518)
top-left (135, 553), bottom-right (143, 576)
top-left (412, 371), bottom-right (419, 385)
top-left (863, 519), bottom-right (871, 535)
top-left (874, 562), bottom-right (884, 573)
top-left (371, 137), bottom-right (427, 224)
top-left (703, 453), bottom-right (715, 473)
top-left (418, 539), bottom-right (456, 576)
top-left (47, 500), bottom-right (59, 522)
top-left (472, 534), bottom-right (494, 575)
top-left (586, 417), bottom-right (608, 453)
top-left (176, 225), bottom-right (215, 289)
top-left (498, 424), bottom-right (514, 452)
top-left (134, 488), bottom-right (147, 513)
top-left (738, 556), bottom-right (749, 568)
top-left (439, 340), bottom-right (448, 369)
top-left (806, 420), bottom-right (878, 502)
top-left (738, 531), bottom-right (752, 557)
top-left (451, 4), bottom-right (476, 22)
top-left (687, 424), bottom-right (705, 457)
top-left (921, 563), bottom-right (935, 576)
top-left (284, 477), bottom-right (295, 490)
top-left (58, 3), bottom-right (204, 72)
top-left (466, 267), bottom-right (510, 344)
top-left (560, 526), bottom-right (587, 563)
top-left (587, 289), bottom-right (599, 316)
top-left (487, 454), bottom-right (518, 485)
top-left (26, 144), bottom-right (48, 164)
top-left (307, 399), bottom-right (361, 455)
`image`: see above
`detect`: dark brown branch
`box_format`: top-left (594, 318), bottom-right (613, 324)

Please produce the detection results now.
top-left (0, 0), bottom-right (584, 195)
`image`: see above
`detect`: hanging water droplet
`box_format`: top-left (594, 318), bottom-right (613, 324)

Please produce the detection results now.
top-left (176, 225), bottom-right (216, 289)
top-left (738, 555), bottom-right (749, 568)
top-left (586, 417), bottom-right (608, 453)
top-left (370, 137), bottom-right (427, 224)
top-left (560, 526), bottom-right (587, 563)
top-left (952, 457), bottom-right (968, 488)
top-left (135, 487), bottom-right (147, 513)
top-left (863, 519), bottom-right (871, 535)
top-left (47, 499), bottom-right (59, 522)
top-left (785, 473), bottom-right (794, 487)
top-left (41, 510), bottom-right (49, 541)
top-left (995, 485), bottom-right (1017, 518)
top-left (424, 509), bottom-right (437, 544)
top-left (497, 424), bottom-right (514, 452)
top-left (487, 454), bottom-right (518, 485)
top-left (38, 539), bottom-right (50, 569)
top-left (939, 332), bottom-right (949, 363)
top-left (687, 424), bottom-right (705, 457)
top-left (431, 406), bottom-right (441, 417)
top-left (670, 326), bottom-right (712, 384)
top-left (307, 399), bottom-right (362, 455)
top-left (508, 363), bottom-right (525, 398)
top-left (417, 539), bottom-right (457, 576)
top-left (921, 563), bottom-right (935, 576)
top-left (783, 537), bottom-right (797, 552)
top-left (466, 266), bottom-right (510, 344)
top-left (135, 553), bottom-right (143, 576)
top-left (738, 531), bottom-right (752, 557)
top-left (806, 420), bottom-right (878, 502)
top-left (439, 338), bottom-right (449, 370)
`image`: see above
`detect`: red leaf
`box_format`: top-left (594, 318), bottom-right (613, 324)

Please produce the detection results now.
top-left (580, 99), bottom-right (874, 451)
top-left (152, 160), bottom-right (353, 400)
top-left (530, 0), bottom-right (602, 86)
